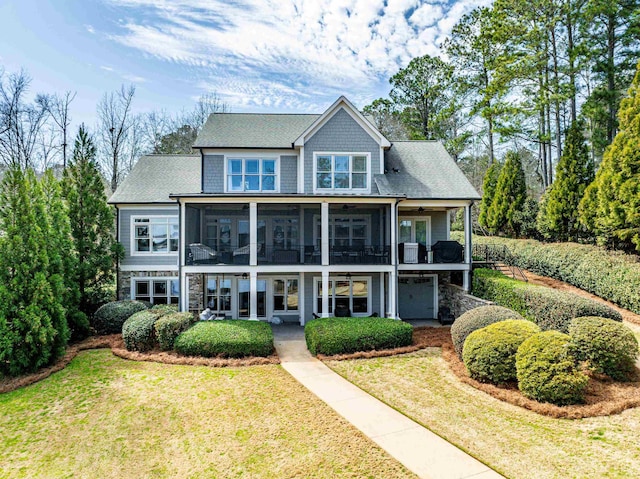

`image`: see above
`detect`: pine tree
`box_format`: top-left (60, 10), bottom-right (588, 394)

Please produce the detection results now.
top-left (0, 167), bottom-right (59, 375)
top-left (537, 121), bottom-right (594, 240)
top-left (63, 125), bottom-right (118, 314)
top-left (478, 161), bottom-right (502, 230)
top-left (579, 62), bottom-right (640, 250)
top-left (487, 151), bottom-right (527, 236)
top-left (41, 170), bottom-right (89, 340)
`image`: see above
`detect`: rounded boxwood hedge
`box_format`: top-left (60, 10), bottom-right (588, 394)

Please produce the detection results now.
top-left (450, 305), bottom-right (524, 358)
top-left (568, 316), bottom-right (639, 381)
top-left (92, 300), bottom-right (148, 335)
top-left (462, 319), bottom-right (540, 384)
top-left (516, 331), bottom-right (589, 405)
top-left (122, 310), bottom-right (165, 352)
top-left (472, 268), bottom-right (622, 332)
top-left (155, 312), bottom-right (197, 351)
top-left (304, 317), bottom-right (413, 356)
top-left (175, 320), bottom-right (274, 358)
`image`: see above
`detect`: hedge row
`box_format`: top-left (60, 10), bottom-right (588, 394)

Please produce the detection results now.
top-left (174, 320), bottom-right (274, 358)
top-left (93, 300), bottom-right (148, 335)
top-left (155, 312), bottom-right (197, 351)
top-left (472, 236), bottom-right (640, 315)
top-left (472, 269), bottom-right (621, 332)
top-left (122, 310), bottom-right (166, 352)
top-left (305, 317), bottom-right (413, 356)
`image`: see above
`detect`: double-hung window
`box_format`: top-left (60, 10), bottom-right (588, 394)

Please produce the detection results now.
top-left (315, 153), bottom-right (368, 191)
top-left (133, 217), bottom-right (178, 254)
top-left (227, 158), bottom-right (277, 192)
top-left (273, 279), bottom-right (299, 312)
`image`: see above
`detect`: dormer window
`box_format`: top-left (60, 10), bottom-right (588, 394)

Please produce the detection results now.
top-left (227, 157), bottom-right (278, 192)
top-left (314, 153), bottom-right (369, 192)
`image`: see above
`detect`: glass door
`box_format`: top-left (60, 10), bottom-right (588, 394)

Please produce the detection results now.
top-left (237, 279), bottom-right (267, 318)
top-left (398, 217), bottom-right (431, 246)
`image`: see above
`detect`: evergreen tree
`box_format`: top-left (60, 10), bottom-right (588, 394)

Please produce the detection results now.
top-left (537, 121), bottom-right (594, 240)
top-left (28, 169), bottom-right (69, 358)
top-left (0, 167), bottom-right (58, 375)
top-left (63, 125), bottom-right (118, 315)
top-left (487, 151), bottom-right (527, 236)
top-left (579, 62), bottom-right (640, 250)
top-left (41, 169), bottom-right (89, 340)
top-left (478, 161), bottom-right (502, 230)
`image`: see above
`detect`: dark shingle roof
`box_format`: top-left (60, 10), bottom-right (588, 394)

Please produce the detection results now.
top-left (194, 113), bottom-right (320, 149)
top-left (377, 141), bottom-right (481, 200)
top-left (108, 155), bottom-right (200, 203)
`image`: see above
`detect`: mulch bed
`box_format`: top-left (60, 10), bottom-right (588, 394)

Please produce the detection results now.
top-left (321, 326), bottom-right (640, 419)
top-left (0, 335), bottom-right (279, 395)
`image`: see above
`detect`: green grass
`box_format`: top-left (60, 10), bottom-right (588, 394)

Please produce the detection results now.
top-left (0, 350), bottom-right (415, 479)
top-left (327, 349), bottom-right (640, 479)
top-left (175, 320), bottom-right (274, 358)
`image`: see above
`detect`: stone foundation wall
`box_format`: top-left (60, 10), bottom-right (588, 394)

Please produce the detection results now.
top-left (439, 281), bottom-right (493, 319)
top-left (187, 273), bottom-right (205, 313)
top-left (118, 270), bottom-right (178, 300)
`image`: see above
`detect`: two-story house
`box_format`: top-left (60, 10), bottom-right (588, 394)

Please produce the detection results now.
top-left (109, 96), bottom-right (480, 324)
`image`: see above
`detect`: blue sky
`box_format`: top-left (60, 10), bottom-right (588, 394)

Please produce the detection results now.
top-left (0, 0), bottom-right (487, 128)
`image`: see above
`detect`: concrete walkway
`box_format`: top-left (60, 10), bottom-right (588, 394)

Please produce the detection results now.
top-left (272, 324), bottom-right (504, 479)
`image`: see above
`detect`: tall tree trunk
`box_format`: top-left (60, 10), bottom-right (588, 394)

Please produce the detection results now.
top-left (551, 27), bottom-right (563, 164)
top-left (606, 12), bottom-right (616, 143)
top-left (567, 2), bottom-right (577, 123)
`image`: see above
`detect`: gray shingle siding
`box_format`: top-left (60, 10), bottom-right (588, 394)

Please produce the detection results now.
top-left (120, 208), bottom-right (179, 267)
top-left (430, 211), bottom-right (448, 243)
top-left (280, 155), bottom-right (298, 193)
top-left (203, 154), bottom-right (224, 193)
top-left (304, 108), bottom-right (380, 194)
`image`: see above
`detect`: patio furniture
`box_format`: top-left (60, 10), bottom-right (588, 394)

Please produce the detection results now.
top-left (189, 243), bottom-right (217, 264)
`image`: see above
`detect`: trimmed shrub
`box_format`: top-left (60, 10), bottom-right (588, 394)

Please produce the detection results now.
top-left (516, 331), bottom-right (589, 405)
top-left (122, 310), bottom-right (164, 352)
top-left (174, 320), bottom-right (274, 358)
top-left (92, 300), bottom-right (148, 335)
top-left (568, 316), bottom-right (639, 381)
top-left (155, 312), bottom-right (197, 351)
top-left (304, 317), bottom-right (413, 356)
top-left (463, 319), bottom-right (540, 384)
top-left (451, 305), bottom-right (524, 358)
top-left (150, 304), bottom-right (179, 314)
top-left (469, 235), bottom-right (640, 315)
top-left (473, 269), bottom-right (621, 332)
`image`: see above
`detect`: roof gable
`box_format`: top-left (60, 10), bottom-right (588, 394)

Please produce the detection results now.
top-left (293, 96), bottom-right (391, 148)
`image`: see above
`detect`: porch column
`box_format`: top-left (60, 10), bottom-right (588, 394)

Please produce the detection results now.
top-left (379, 272), bottom-right (385, 317)
top-left (250, 202), bottom-right (257, 266)
top-left (299, 272), bottom-right (306, 325)
top-left (387, 271), bottom-right (397, 319)
top-left (321, 202), bottom-right (329, 266)
top-left (390, 202), bottom-right (397, 265)
top-left (179, 201), bottom-right (187, 312)
top-left (463, 203), bottom-right (473, 292)
top-left (321, 270), bottom-right (330, 318)
top-left (249, 271), bottom-right (258, 320)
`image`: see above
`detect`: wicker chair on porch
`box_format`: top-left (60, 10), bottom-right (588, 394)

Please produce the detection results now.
top-left (188, 243), bottom-right (217, 264)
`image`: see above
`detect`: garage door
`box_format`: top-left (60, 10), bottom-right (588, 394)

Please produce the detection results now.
top-left (398, 276), bottom-right (435, 319)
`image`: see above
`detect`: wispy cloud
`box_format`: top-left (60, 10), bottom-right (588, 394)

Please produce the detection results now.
top-left (104, 0), bottom-right (486, 110)
top-left (100, 65), bottom-right (114, 72)
top-left (85, 24), bottom-right (96, 34)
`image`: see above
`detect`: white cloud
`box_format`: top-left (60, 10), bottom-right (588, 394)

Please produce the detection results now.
top-left (104, 0), bottom-right (487, 110)
top-left (85, 24), bottom-right (96, 34)
top-left (100, 65), bottom-right (114, 71)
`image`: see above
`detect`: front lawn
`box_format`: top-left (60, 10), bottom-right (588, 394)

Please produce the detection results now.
top-left (328, 349), bottom-right (640, 479)
top-left (0, 350), bottom-right (415, 479)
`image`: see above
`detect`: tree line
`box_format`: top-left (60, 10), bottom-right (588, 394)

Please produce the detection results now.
top-left (0, 126), bottom-right (117, 376)
top-left (0, 68), bottom-right (228, 190)
top-left (365, 0), bottom-right (639, 192)
top-left (477, 62), bottom-right (640, 252)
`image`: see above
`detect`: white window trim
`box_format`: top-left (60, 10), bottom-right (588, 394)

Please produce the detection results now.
top-left (272, 277), bottom-right (300, 313)
top-left (312, 152), bottom-right (371, 194)
top-left (313, 276), bottom-right (372, 317)
top-left (131, 276), bottom-right (179, 305)
top-left (224, 155), bottom-right (280, 193)
top-left (398, 216), bottom-right (432, 248)
top-left (130, 215), bottom-right (179, 256)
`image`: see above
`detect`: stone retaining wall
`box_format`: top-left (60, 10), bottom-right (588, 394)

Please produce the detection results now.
top-left (439, 282), bottom-right (493, 319)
